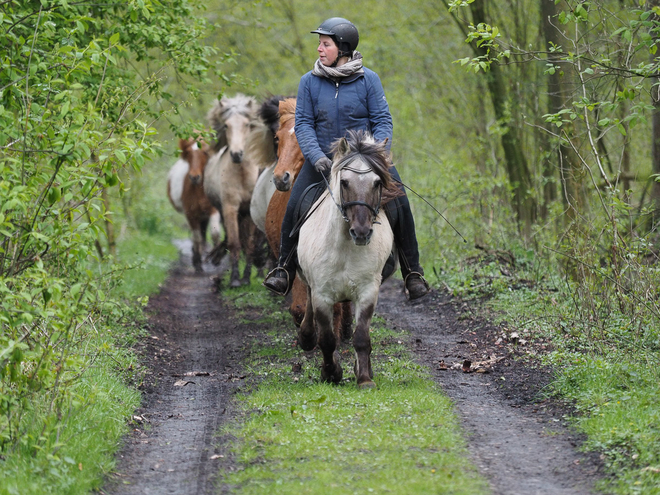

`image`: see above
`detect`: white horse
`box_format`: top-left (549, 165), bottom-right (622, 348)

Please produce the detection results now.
top-left (250, 162), bottom-right (277, 233)
top-left (297, 130), bottom-right (396, 388)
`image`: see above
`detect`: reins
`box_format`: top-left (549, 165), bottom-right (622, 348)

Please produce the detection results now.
top-left (392, 177), bottom-right (467, 243)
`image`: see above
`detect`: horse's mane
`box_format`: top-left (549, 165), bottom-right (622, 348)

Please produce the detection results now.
top-left (246, 95), bottom-right (292, 167)
top-left (206, 93), bottom-right (258, 152)
top-left (259, 95), bottom-right (287, 136)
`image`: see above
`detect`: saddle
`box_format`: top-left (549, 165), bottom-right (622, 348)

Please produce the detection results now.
top-left (290, 180), bottom-right (400, 282)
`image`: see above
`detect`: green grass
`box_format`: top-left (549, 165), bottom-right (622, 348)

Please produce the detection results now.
top-left (483, 284), bottom-right (660, 495)
top-left (0, 230), bottom-right (179, 495)
top-left (113, 229), bottom-right (180, 299)
top-left (219, 280), bottom-right (488, 495)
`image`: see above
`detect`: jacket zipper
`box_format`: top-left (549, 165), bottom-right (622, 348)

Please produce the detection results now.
top-left (335, 81), bottom-right (339, 98)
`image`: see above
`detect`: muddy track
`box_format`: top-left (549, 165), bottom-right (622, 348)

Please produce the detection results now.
top-left (377, 281), bottom-right (604, 495)
top-left (105, 242), bottom-right (604, 495)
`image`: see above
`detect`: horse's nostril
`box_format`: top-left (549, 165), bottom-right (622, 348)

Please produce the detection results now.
top-left (231, 151), bottom-right (243, 163)
top-left (283, 172), bottom-right (290, 184)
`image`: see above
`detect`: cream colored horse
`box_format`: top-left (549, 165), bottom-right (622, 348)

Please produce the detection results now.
top-left (297, 131), bottom-right (395, 388)
top-left (204, 94), bottom-right (260, 287)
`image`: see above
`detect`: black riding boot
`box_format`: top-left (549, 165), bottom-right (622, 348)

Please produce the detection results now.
top-left (386, 167), bottom-right (430, 301)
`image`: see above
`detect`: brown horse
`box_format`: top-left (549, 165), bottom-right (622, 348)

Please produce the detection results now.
top-left (204, 94), bottom-right (260, 287)
top-left (167, 138), bottom-right (221, 272)
top-left (264, 99), bottom-right (352, 342)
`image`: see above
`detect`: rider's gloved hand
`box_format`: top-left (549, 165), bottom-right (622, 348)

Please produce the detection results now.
top-left (313, 157), bottom-right (332, 173)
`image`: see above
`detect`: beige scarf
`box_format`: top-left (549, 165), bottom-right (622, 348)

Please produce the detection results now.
top-left (312, 51), bottom-right (364, 79)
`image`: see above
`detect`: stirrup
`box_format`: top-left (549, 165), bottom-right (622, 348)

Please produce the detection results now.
top-left (262, 267), bottom-right (292, 296)
top-left (404, 271), bottom-right (430, 301)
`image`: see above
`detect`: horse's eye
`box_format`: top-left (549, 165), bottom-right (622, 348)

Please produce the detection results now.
top-left (340, 179), bottom-right (348, 189)
top-left (374, 179), bottom-right (382, 189)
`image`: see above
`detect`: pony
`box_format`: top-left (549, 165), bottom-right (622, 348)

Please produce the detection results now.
top-left (167, 137), bottom-right (221, 272)
top-left (264, 99), bottom-right (353, 336)
top-left (204, 94), bottom-right (261, 287)
top-left (296, 130), bottom-right (396, 388)
top-left (249, 96), bottom-right (287, 234)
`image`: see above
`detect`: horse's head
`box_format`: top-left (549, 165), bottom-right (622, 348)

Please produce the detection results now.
top-left (207, 94), bottom-right (258, 164)
top-left (331, 130), bottom-right (394, 246)
top-left (179, 137), bottom-right (209, 186)
top-left (273, 99), bottom-right (304, 191)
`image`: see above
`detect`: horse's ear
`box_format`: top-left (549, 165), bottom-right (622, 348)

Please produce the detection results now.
top-left (336, 137), bottom-right (350, 158)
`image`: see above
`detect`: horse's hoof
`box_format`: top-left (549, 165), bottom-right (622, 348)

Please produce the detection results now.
top-left (297, 328), bottom-right (317, 351)
top-left (230, 279), bottom-right (242, 288)
top-left (358, 380), bottom-right (376, 389)
top-left (321, 366), bottom-right (343, 384)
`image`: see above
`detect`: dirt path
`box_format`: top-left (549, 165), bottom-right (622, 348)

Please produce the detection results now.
top-left (105, 243), bottom-right (604, 494)
top-left (105, 245), bottom-right (245, 495)
top-left (377, 281), bottom-right (604, 495)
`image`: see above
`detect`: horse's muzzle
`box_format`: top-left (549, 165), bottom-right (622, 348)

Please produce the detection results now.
top-left (231, 151), bottom-right (243, 163)
top-left (189, 174), bottom-right (202, 185)
top-left (274, 172), bottom-right (292, 192)
top-left (349, 227), bottom-right (373, 246)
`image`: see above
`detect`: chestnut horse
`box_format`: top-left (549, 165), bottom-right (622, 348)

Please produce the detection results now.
top-left (204, 94), bottom-right (260, 287)
top-left (264, 99), bottom-right (352, 341)
top-left (167, 138), bottom-right (221, 272)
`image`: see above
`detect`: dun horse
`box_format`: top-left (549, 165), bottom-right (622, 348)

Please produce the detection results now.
top-left (297, 131), bottom-right (396, 388)
top-left (204, 94), bottom-right (261, 287)
top-left (167, 138), bottom-right (221, 272)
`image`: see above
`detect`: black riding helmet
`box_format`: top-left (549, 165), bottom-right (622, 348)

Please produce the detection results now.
top-left (311, 17), bottom-right (359, 61)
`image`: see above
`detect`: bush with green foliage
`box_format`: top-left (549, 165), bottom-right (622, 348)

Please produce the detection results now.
top-left (0, 0), bottom-right (220, 483)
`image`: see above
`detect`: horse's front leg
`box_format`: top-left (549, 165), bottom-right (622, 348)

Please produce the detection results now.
top-left (353, 294), bottom-right (378, 388)
top-left (240, 215), bottom-right (256, 285)
top-left (297, 285), bottom-right (317, 351)
top-left (315, 297), bottom-right (342, 384)
top-left (222, 204), bottom-right (241, 287)
top-left (188, 219), bottom-right (204, 273)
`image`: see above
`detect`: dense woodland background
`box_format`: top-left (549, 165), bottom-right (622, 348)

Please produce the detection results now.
top-left (2, 0), bottom-right (660, 492)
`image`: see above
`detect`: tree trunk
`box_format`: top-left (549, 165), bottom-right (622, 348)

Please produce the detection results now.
top-left (470, 1), bottom-right (536, 236)
top-left (102, 188), bottom-right (116, 256)
top-left (539, 0), bottom-right (560, 219)
top-left (650, 0), bottom-right (660, 226)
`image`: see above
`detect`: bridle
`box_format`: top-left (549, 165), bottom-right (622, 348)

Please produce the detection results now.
top-left (322, 163), bottom-right (383, 224)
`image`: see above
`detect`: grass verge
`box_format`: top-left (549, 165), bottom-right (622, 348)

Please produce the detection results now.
top-left (481, 282), bottom-right (660, 495)
top-left (219, 280), bottom-right (488, 495)
top-left (0, 230), bottom-right (179, 495)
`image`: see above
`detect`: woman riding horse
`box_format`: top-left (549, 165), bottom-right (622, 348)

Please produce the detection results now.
top-left (263, 17), bottom-right (430, 301)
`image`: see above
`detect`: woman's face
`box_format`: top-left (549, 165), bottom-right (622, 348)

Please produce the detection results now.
top-left (317, 35), bottom-right (339, 66)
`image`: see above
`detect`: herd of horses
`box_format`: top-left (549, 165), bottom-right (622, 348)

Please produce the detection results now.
top-left (166, 94), bottom-right (401, 389)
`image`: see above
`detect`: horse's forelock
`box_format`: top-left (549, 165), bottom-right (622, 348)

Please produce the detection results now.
top-left (332, 131), bottom-right (393, 189)
top-left (278, 98), bottom-right (296, 123)
top-left (216, 94), bottom-right (258, 122)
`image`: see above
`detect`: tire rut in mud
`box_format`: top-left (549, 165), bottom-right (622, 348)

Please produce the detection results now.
top-left (105, 255), bottom-right (248, 495)
top-left (377, 279), bottom-right (605, 495)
